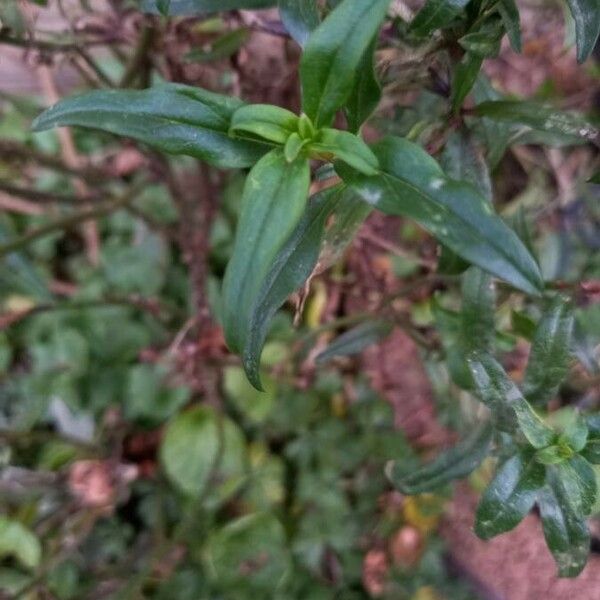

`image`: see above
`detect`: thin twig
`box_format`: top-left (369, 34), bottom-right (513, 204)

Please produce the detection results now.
top-left (119, 22), bottom-right (155, 88)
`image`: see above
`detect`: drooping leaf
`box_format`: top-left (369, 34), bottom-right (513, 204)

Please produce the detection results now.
top-left (300, 0), bottom-right (390, 128)
top-left (222, 149), bottom-right (310, 358)
top-left (230, 104), bottom-right (299, 145)
top-left (522, 297), bottom-right (574, 406)
top-left (337, 136), bottom-right (544, 295)
top-left (315, 320), bottom-right (392, 364)
top-left (408, 0), bottom-right (469, 37)
top-left (475, 452), bottom-right (545, 539)
top-left (386, 423), bottom-right (492, 494)
top-left (141, 0), bottom-right (276, 15)
top-left (278, 0), bottom-right (320, 47)
top-left (461, 267), bottom-right (495, 349)
top-left (565, 0), bottom-right (600, 63)
top-left (468, 352), bottom-right (554, 447)
top-left (473, 100), bottom-right (600, 143)
top-left (32, 84), bottom-right (268, 169)
top-left (497, 0), bottom-right (522, 52)
top-left (309, 129), bottom-right (379, 175)
top-left (451, 52), bottom-right (483, 110)
top-left (242, 185), bottom-right (347, 389)
top-left (345, 38), bottom-right (382, 133)
top-left (160, 406), bottom-right (246, 497)
top-left (538, 471), bottom-right (591, 577)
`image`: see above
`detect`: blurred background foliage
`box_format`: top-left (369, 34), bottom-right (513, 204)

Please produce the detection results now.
top-left (0, 0), bottom-right (599, 598)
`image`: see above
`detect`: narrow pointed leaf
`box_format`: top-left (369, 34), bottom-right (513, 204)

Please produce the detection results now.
top-left (315, 320), bottom-right (392, 364)
top-left (337, 136), bottom-right (543, 295)
top-left (475, 452), bottom-right (545, 539)
top-left (241, 185), bottom-right (347, 389)
top-left (582, 415), bottom-right (600, 464)
top-left (565, 0), bottom-right (600, 63)
top-left (300, 0), bottom-right (390, 127)
top-left (473, 100), bottom-right (599, 143)
top-left (222, 150), bottom-right (310, 358)
top-left (461, 267), bottom-right (495, 353)
top-left (230, 104), bottom-right (299, 145)
top-left (452, 52), bottom-right (483, 110)
top-left (32, 84), bottom-right (268, 169)
top-left (278, 0), bottom-right (320, 47)
top-left (497, 0), bottom-right (522, 52)
top-left (523, 297), bottom-right (574, 406)
top-left (468, 353), bottom-right (554, 447)
top-left (141, 0), bottom-right (276, 15)
top-left (310, 129), bottom-right (379, 175)
top-left (409, 0), bottom-right (469, 37)
top-left (386, 423), bottom-right (492, 494)
top-left (345, 38), bottom-right (381, 133)
top-left (539, 472), bottom-right (591, 577)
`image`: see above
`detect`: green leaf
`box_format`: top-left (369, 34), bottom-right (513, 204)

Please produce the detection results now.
top-left (522, 297), bottom-right (574, 406)
top-left (160, 406), bottom-right (246, 497)
top-left (32, 84), bottom-right (268, 169)
top-left (300, 0), bottom-right (390, 128)
top-left (337, 136), bottom-right (544, 295)
top-left (345, 38), bottom-right (381, 133)
top-left (468, 353), bottom-right (554, 446)
top-left (497, 0), bottom-right (522, 52)
top-left (459, 17), bottom-right (504, 58)
top-left (309, 129), bottom-right (379, 175)
top-left (565, 0), bottom-right (600, 62)
top-left (279, 0), bottom-right (320, 47)
top-left (475, 452), bottom-right (545, 539)
top-left (0, 517), bottom-right (42, 570)
top-left (582, 415), bottom-right (600, 464)
top-left (473, 100), bottom-right (599, 143)
top-left (538, 471), bottom-right (590, 577)
top-left (409, 0), bottom-right (469, 37)
top-left (551, 456), bottom-right (597, 516)
top-left (560, 411), bottom-right (588, 453)
top-left (461, 267), bottom-right (495, 353)
top-left (242, 185), bottom-right (347, 389)
top-left (205, 513), bottom-right (289, 592)
top-left (230, 104), bottom-right (299, 145)
top-left (386, 423), bottom-right (492, 494)
top-left (141, 0), bottom-right (276, 15)
top-left (185, 28), bottom-right (249, 62)
top-left (222, 149), bottom-right (310, 358)
top-left (284, 132), bottom-right (310, 162)
top-left (452, 52), bottom-right (483, 110)
top-left (315, 320), bottom-right (392, 364)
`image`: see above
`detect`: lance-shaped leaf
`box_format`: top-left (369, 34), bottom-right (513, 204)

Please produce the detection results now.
top-left (468, 353), bottom-right (554, 447)
top-left (337, 136), bottom-right (544, 295)
top-left (522, 297), bottom-right (574, 406)
top-left (581, 415), bottom-right (600, 464)
top-left (32, 84), bottom-right (268, 169)
top-left (309, 129), bottom-right (379, 175)
top-left (386, 423), bottom-right (492, 494)
top-left (538, 471), bottom-right (591, 577)
top-left (475, 452), bottom-right (545, 539)
top-left (473, 100), bottom-right (599, 143)
top-left (222, 150), bottom-right (310, 356)
top-left (300, 0), bottom-right (390, 128)
top-left (241, 185), bottom-right (347, 389)
top-left (565, 0), bottom-right (600, 63)
top-left (551, 456), bottom-right (598, 517)
top-left (409, 0), bottom-right (470, 37)
top-left (141, 0), bottom-right (276, 15)
top-left (461, 267), bottom-right (495, 353)
top-left (452, 52), bottom-right (483, 110)
top-left (345, 38), bottom-right (381, 133)
top-left (497, 0), bottom-right (522, 52)
top-left (279, 0), bottom-right (320, 47)
top-left (230, 104), bottom-right (299, 145)
top-left (316, 320), bottom-right (392, 364)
